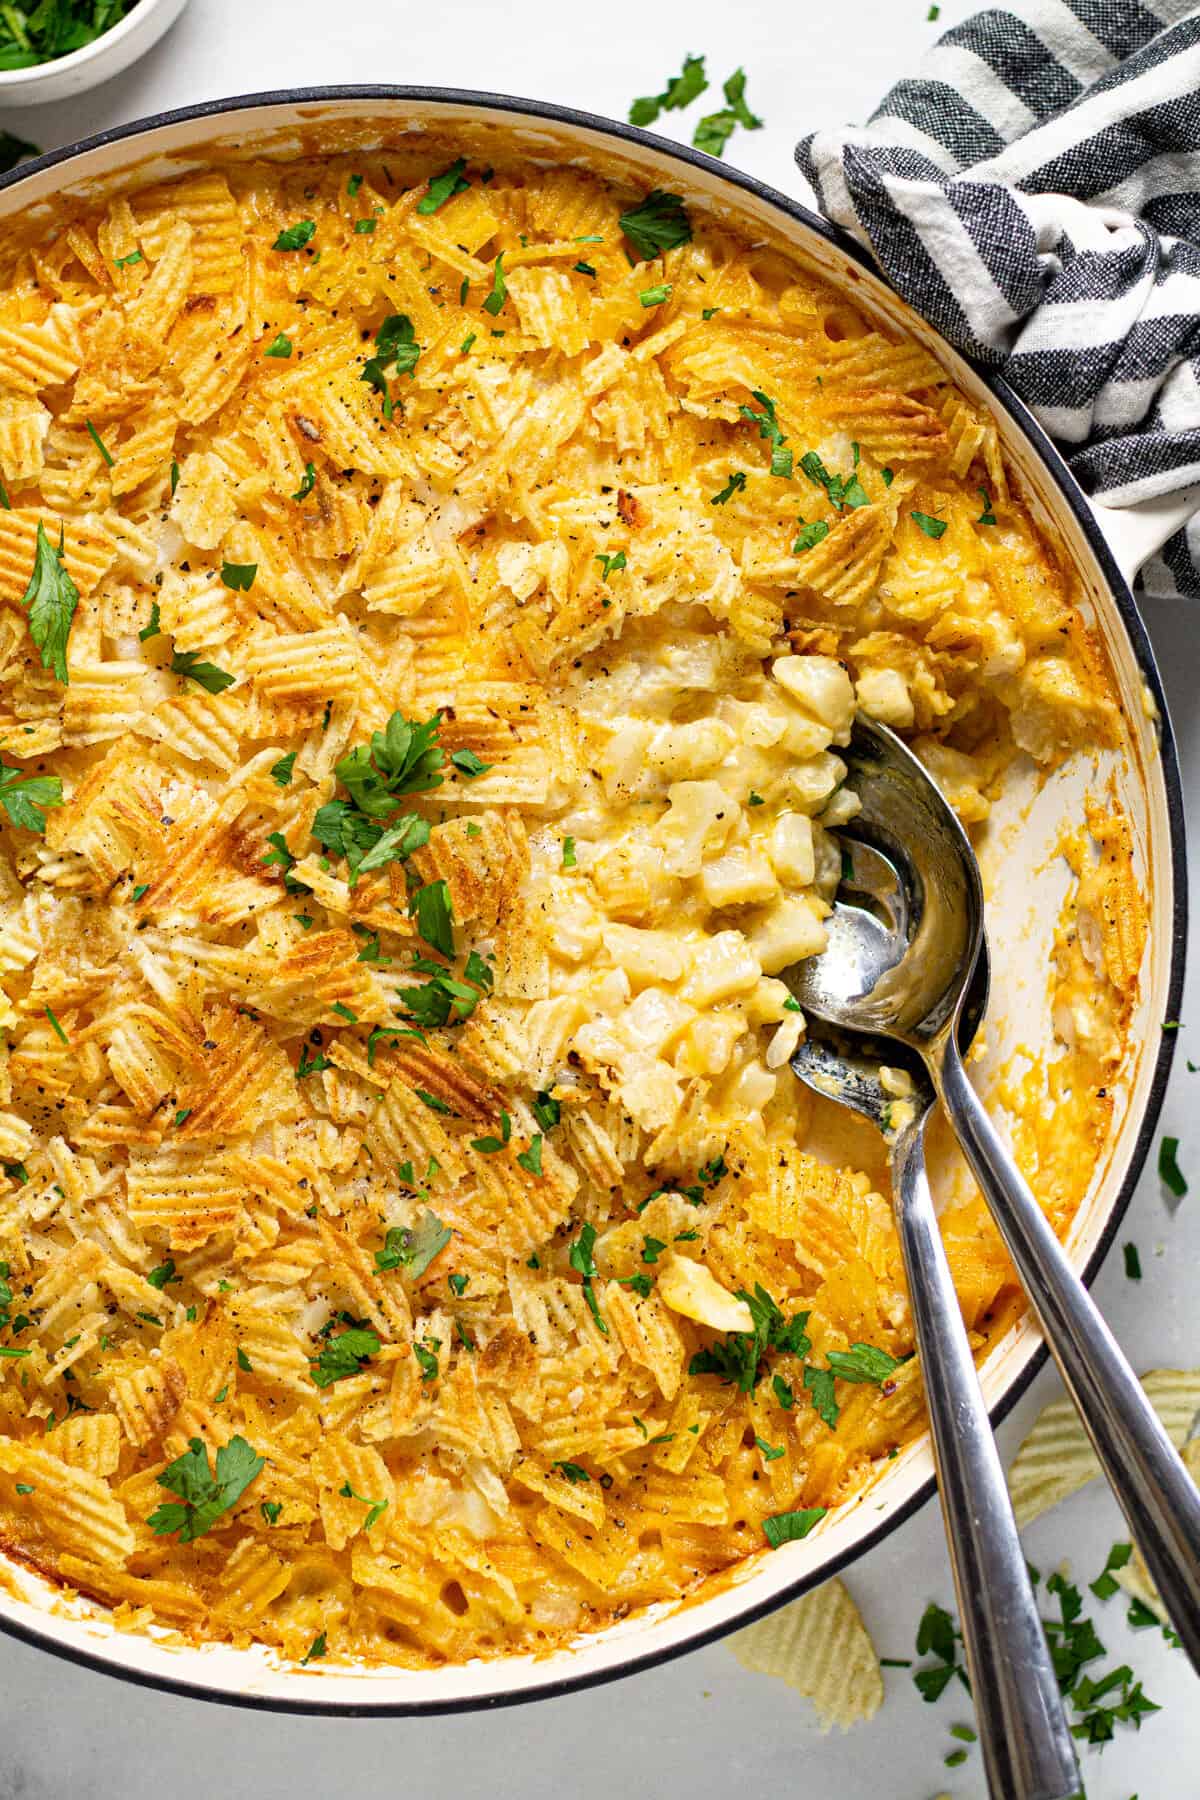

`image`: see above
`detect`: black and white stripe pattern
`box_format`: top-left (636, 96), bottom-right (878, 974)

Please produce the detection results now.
top-left (798, 0), bottom-right (1200, 598)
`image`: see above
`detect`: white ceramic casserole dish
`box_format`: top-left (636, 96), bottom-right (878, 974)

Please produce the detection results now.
top-left (0, 87), bottom-right (1186, 1714)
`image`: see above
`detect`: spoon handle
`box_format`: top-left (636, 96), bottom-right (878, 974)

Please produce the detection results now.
top-left (936, 1034), bottom-right (1200, 1669)
top-left (890, 1120), bottom-right (1082, 1800)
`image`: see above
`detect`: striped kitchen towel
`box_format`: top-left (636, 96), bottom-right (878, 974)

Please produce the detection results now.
top-left (798, 0), bottom-right (1200, 599)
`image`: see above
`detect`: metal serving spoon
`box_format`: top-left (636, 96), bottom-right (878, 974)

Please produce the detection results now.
top-left (787, 715), bottom-right (1200, 1800)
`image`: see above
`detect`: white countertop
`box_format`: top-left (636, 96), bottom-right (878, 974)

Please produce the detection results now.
top-left (1, 2), bottom-right (1197, 1793)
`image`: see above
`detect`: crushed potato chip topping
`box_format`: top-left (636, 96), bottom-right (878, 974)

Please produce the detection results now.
top-left (0, 142), bottom-right (1139, 1668)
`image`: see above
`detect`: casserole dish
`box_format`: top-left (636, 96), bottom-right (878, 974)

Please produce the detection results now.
top-left (0, 86), bottom-right (1186, 1712)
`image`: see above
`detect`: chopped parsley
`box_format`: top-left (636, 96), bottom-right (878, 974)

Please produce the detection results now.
top-left (639, 282), bottom-right (672, 308)
top-left (291, 461), bottom-right (316, 502)
top-left (409, 878), bottom-right (454, 958)
top-left (977, 487), bottom-right (997, 525)
top-left (552, 1459), bottom-right (591, 1483)
top-left (562, 836), bottom-right (577, 868)
top-left (354, 218), bottom-right (377, 235)
top-left (413, 1338), bottom-right (441, 1382)
top-left (793, 520), bottom-right (830, 553)
top-left (261, 1500), bottom-right (282, 1525)
top-left (762, 1506), bottom-right (826, 1548)
top-left (482, 254), bottom-right (507, 317)
top-left (169, 651), bottom-right (235, 694)
top-left (472, 1112), bottom-right (512, 1155)
top-left (450, 747), bottom-right (491, 778)
top-left (20, 521), bottom-right (79, 683)
top-left (689, 1284), bottom-right (811, 1392)
top-left (44, 1004), bottom-right (67, 1044)
top-left (595, 551), bottom-right (626, 580)
top-left (146, 1259), bottom-right (178, 1290)
top-left (740, 390), bottom-right (792, 478)
top-left (309, 1325), bottom-right (381, 1388)
top-left (0, 760), bottom-right (62, 833)
top-left (85, 419), bottom-right (114, 468)
top-left (710, 470), bottom-right (746, 506)
top-left (301, 1632), bottom-right (326, 1664)
top-left (569, 1221), bottom-right (609, 1335)
top-left (270, 751), bottom-right (297, 787)
top-left (265, 332), bottom-right (293, 357)
top-left (800, 449), bottom-right (868, 511)
top-left (1159, 1135), bottom-right (1187, 1197)
top-left (220, 561), bottom-right (257, 592)
top-left (360, 313), bottom-right (420, 419)
top-left (911, 510), bottom-right (948, 539)
top-left (516, 1133), bottom-right (544, 1177)
top-left (138, 600), bottom-right (161, 641)
top-left (417, 158), bottom-right (470, 214)
top-left (375, 1211), bottom-right (452, 1279)
top-left (531, 1091), bottom-right (561, 1131)
top-left (147, 1435), bottom-right (264, 1542)
top-left (273, 220), bottom-right (315, 252)
top-left (619, 190), bottom-right (692, 262)
top-left (1123, 1242), bottom-right (1142, 1281)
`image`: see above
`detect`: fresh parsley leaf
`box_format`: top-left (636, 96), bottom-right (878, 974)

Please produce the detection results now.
top-left (639, 282), bottom-right (672, 308)
top-left (146, 1259), bottom-right (178, 1290)
top-left (755, 1435), bottom-right (785, 1462)
top-left (170, 651), bottom-right (235, 694)
top-left (482, 254), bottom-right (507, 317)
top-left (85, 419), bottom-right (114, 468)
top-left (220, 560), bottom-right (257, 591)
top-left (619, 190), bottom-right (692, 261)
top-left (44, 1004), bottom-right (66, 1044)
top-left (595, 551), bottom-right (626, 580)
top-left (911, 510), bottom-right (948, 539)
top-left (739, 390), bottom-right (791, 477)
top-left (1159, 1135), bottom-right (1187, 1197)
top-left (291, 461), bottom-right (316, 501)
top-left (804, 1364), bottom-right (839, 1429)
top-left (301, 1632), bottom-right (326, 1664)
top-left (793, 520), bottom-right (830, 553)
top-left (414, 1337), bottom-right (440, 1381)
top-left (977, 487), bottom-right (997, 525)
top-left (138, 600), bottom-right (161, 641)
top-left (1123, 1242), bottom-right (1142, 1280)
top-left (147, 1435), bottom-right (264, 1542)
top-left (355, 812), bottom-right (430, 875)
top-left (270, 751), bottom-right (297, 787)
top-left (531, 1090), bottom-right (560, 1132)
top-left (361, 313), bottom-right (420, 418)
top-left (762, 1507), bottom-right (825, 1548)
top-left (261, 1500), bottom-right (282, 1525)
top-left (516, 1133), bottom-right (544, 1176)
top-left (471, 1112), bottom-right (512, 1155)
top-left (20, 521), bottom-right (79, 683)
top-left (628, 53), bottom-right (708, 127)
top-left (273, 220), bottom-right (315, 252)
top-left (116, 249), bottom-right (143, 269)
top-left (354, 218), bottom-right (377, 235)
top-left (309, 1325), bottom-right (380, 1388)
top-left (689, 1284), bottom-right (811, 1392)
top-left (562, 835), bottom-right (577, 868)
top-left (450, 747), bottom-right (491, 777)
top-left (296, 1042), bottom-right (331, 1079)
top-left (375, 1211), bottom-right (452, 1279)
top-left (409, 878), bottom-right (454, 957)
top-left (0, 760), bottom-right (61, 833)
top-left (265, 332), bottom-right (292, 357)
top-left (710, 470), bottom-right (746, 506)
top-left (569, 1221), bottom-right (609, 1336)
top-left (772, 1373), bottom-right (795, 1410)
top-left (552, 1459), bottom-right (591, 1484)
top-left (415, 1087), bottom-right (453, 1115)
top-left (417, 158), bottom-right (470, 214)
top-left (825, 1342), bottom-right (902, 1384)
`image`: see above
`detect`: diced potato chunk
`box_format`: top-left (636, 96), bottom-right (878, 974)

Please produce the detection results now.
top-left (653, 780), bottom-right (735, 878)
top-left (855, 666), bottom-right (914, 730)
top-left (749, 895), bottom-right (828, 973)
top-left (700, 847), bottom-right (778, 909)
top-left (657, 1255), bottom-right (754, 1333)
top-left (768, 812), bottom-right (815, 888)
top-left (682, 929), bottom-right (761, 1005)
top-left (605, 924), bottom-right (686, 983)
top-left (772, 654), bottom-right (855, 738)
top-left (648, 719), bottom-right (736, 781)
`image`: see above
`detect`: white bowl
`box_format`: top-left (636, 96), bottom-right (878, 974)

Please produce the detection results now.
top-left (0, 0), bottom-right (188, 107)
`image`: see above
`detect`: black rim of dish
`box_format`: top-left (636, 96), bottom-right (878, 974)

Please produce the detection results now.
top-left (0, 84), bottom-right (1187, 1717)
